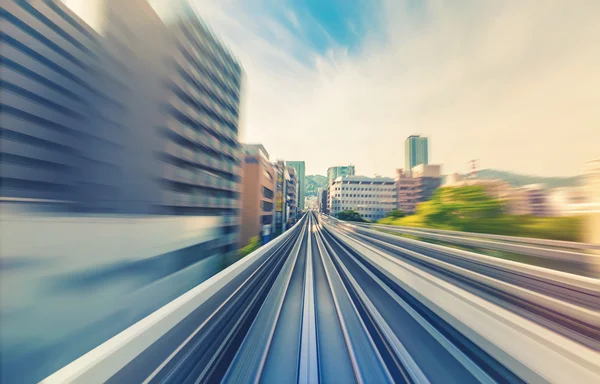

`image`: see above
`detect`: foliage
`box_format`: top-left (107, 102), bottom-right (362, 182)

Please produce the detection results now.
top-left (384, 209), bottom-right (406, 219)
top-left (237, 237), bottom-right (260, 259)
top-left (305, 175), bottom-right (328, 197)
top-left (336, 210), bottom-right (366, 222)
top-left (418, 186), bottom-right (504, 230)
top-left (378, 185), bottom-right (583, 242)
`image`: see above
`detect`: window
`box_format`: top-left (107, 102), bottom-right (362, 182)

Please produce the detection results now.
top-left (262, 186), bottom-right (273, 199)
top-left (261, 201), bottom-right (273, 211)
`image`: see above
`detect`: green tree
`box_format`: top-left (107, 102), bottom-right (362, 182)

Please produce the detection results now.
top-left (378, 185), bottom-right (583, 242)
top-left (385, 209), bottom-right (406, 219)
top-left (336, 210), bottom-right (365, 222)
top-left (237, 237), bottom-right (260, 258)
top-left (417, 186), bottom-right (505, 230)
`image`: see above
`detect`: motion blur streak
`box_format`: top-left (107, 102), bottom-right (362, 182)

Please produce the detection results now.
top-left (41, 213), bottom-right (600, 384)
top-left (1, 0), bottom-right (599, 383)
top-left (2, 0), bottom-right (242, 382)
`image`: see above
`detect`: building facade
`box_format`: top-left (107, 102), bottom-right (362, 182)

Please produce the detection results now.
top-left (317, 187), bottom-right (328, 213)
top-left (273, 160), bottom-right (287, 235)
top-left (327, 165), bottom-right (356, 185)
top-left (287, 161), bottom-right (305, 211)
top-left (1, 2), bottom-right (244, 381)
top-left (405, 135), bottom-right (429, 174)
top-left (395, 165), bottom-right (442, 213)
top-left (2, 0), bottom-right (118, 208)
top-left (2, 0), bottom-right (243, 226)
top-left (506, 184), bottom-right (548, 216)
top-left (444, 172), bottom-right (463, 186)
top-left (547, 187), bottom-right (588, 216)
top-left (329, 175), bottom-right (396, 221)
top-left (286, 166), bottom-right (298, 224)
top-left (239, 144), bottom-right (275, 247)
top-left (446, 178), bottom-right (512, 201)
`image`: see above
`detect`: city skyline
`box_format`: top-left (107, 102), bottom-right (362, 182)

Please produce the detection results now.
top-left (186, 0), bottom-right (599, 178)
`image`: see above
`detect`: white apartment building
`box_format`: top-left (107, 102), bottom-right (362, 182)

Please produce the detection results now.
top-left (547, 187), bottom-right (588, 216)
top-left (329, 175), bottom-right (396, 221)
top-left (506, 184), bottom-right (548, 216)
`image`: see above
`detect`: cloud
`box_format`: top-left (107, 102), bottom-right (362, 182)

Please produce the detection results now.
top-left (285, 10), bottom-right (300, 30)
top-left (193, 0), bottom-right (600, 177)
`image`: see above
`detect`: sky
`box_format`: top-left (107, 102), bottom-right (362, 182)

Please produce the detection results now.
top-left (187, 0), bottom-right (600, 178)
top-left (68, 0), bottom-right (600, 178)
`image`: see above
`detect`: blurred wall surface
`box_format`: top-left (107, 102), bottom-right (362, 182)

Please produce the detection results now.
top-left (0, 211), bottom-right (226, 383)
top-left (1, 0), bottom-right (244, 382)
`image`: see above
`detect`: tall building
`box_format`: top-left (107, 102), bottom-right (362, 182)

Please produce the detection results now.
top-left (286, 165), bottom-right (298, 223)
top-left (239, 144), bottom-right (275, 247)
top-left (329, 175), bottom-right (396, 221)
top-left (327, 165), bottom-right (356, 185)
top-left (395, 165), bottom-right (442, 213)
top-left (2, 0), bottom-right (243, 223)
top-left (2, 0), bottom-right (118, 207)
top-left (287, 161), bottom-right (305, 211)
top-left (405, 135), bottom-right (429, 173)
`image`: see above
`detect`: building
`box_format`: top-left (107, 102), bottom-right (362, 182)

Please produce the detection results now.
top-left (411, 164), bottom-right (441, 178)
top-left (522, 184), bottom-right (548, 217)
top-left (547, 187), bottom-right (588, 216)
top-left (305, 196), bottom-right (318, 210)
top-left (273, 160), bottom-right (287, 235)
top-left (446, 178), bottom-right (512, 200)
top-left (2, 0), bottom-right (116, 208)
top-left (326, 165), bottom-right (355, 213)
top-left (327, 165), bottom-right (356, 185)
top-left (2, 0), bottom-right (243, 224)
top-left (239, 144), bottom-right (275, 247)
top-left (444, 172), bottom-right (463, 186)
top-left (317, 188), bottom-right (328, 213)
top-left (287, 161), bottom-right (305, 211)
top-left (506, 184), bottom-right (548, 216)
top-left (405, 135), bottom-right (429, 174)
top-left (329, 175), bottom-right (396, 221)
top-left (1, 2), bottom-right (244, 381)
top-left (395, 165), bottom-right (442, 213)
top-left (395, 170), bottom-right (420, 213)
top-left (504, 188), bottom-right (529, 215)
top-left (286, 165), bottom-right (298, 224)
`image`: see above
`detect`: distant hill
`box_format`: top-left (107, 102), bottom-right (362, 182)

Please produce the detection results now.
top-left (306, 175), bottom-right (328, 197)
top-left (464, 169), bottom-right (581, 188)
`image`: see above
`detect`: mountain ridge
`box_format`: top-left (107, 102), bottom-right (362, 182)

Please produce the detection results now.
top-left (467, 169), bottom-right (581, 188)
top-left (305, 169), bottom-right (580, 197)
